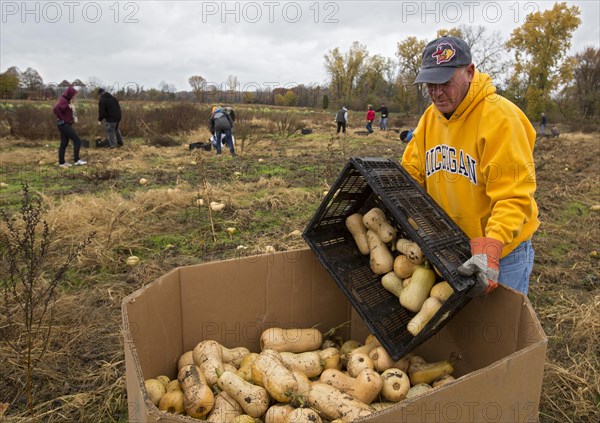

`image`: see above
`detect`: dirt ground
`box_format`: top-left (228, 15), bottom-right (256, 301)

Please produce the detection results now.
top-left (0, 124), bottom-right (599, 422)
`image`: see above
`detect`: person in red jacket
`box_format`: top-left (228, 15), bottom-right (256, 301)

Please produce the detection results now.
top-left (365, 105), bottom-right (375, 134)
top-left (52, 85), bottom-right (86, 167)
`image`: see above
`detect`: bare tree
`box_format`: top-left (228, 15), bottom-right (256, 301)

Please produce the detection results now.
top-left (226, 75), bottom-right (239, 102)
top-left (188, 75), bottom-right (206, 101)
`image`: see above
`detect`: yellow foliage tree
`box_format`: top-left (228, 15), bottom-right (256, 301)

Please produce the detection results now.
top-left (505, 2), bottom-right (581, 116)
top-left (396, 36), bottom-right (427, 113)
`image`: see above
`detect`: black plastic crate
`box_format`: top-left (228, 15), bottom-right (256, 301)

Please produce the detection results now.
top-left (303, 157), bottom-right (476, 360)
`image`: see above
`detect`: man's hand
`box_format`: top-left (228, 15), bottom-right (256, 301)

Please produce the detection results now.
top-left (457, 237), bottom-right (503, 297)
top-left (98, 121), bottom-right (102, 125)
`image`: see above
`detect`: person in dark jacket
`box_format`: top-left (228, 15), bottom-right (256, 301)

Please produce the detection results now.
top-left (335, 106), bottom-right (348, 134)
top-left (53, 85), bottom-right (86, 167)
top-left (375, 103), bottom-right (389, 131)
top-left (209, 107), bottom-right (236, 156)
top-left (98, 88), bottom-right (123, 148)
top-left (539, 113), bottom-right (547, 136)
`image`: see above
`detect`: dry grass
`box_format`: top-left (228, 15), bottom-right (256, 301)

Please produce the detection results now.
top-left (1, 111), bottom-right (599, 422)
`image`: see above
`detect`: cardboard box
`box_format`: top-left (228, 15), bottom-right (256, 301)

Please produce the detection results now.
top-left (122, 249), bottom-right (547, 423)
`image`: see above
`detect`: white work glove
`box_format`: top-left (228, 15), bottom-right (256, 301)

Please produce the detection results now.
top-left (457, 237), bottom-right (503, 297)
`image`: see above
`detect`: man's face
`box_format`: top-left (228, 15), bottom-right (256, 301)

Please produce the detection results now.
top-left (426, 64), bottom-right (474, 114)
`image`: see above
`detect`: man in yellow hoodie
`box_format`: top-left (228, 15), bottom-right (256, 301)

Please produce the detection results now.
top-left (402, 36), bottom-right (539, 295)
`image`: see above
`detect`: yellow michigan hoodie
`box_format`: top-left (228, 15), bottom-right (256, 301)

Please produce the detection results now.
top-left (402, 70), bottom-right (539, 257)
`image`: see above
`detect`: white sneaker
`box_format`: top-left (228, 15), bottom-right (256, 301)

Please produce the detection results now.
top-left (74, 160), bottom-right (87, 166)
top-left (59, 162), bottom-right (72, 168)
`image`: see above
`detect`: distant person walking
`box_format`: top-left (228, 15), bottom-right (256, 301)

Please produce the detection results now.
top-left (335, 106), bottom-right (348, 134)
top-left (98, 88), bottom-right (124, 148)
top-left (540, 113), bottom-right (547, 136)
top-left (53, 85), bottom-right (86, 168)
top-left (376, 103), bottom-right (389, 131)
top-left (365, 105), bottom-right (375, 134)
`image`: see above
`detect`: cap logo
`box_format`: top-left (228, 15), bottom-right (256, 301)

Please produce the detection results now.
top-left (432, 42), bottom-right (456, 65)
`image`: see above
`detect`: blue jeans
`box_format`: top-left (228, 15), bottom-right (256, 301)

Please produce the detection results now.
top-left (57, 123), bottom-right (81, 164)
top-left (214, 128), bottom-right (234, 155)
top-left (106, 121), bottom-right (124, 147)
top-left (366, 121), bottom-right (373, 133)
top-left (379, 117), bottom-right (388, 131)
top-left (499, 240), bottom-right (535, 295)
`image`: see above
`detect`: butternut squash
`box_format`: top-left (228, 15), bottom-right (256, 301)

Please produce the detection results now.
top-left (237, 352), bottom-right (259, 382)
top-left (231, 415), bottom-right (261, 423)
top-left (346, 352), bottom-right (374, 378)
top-left (264, 404), bottom-right (294, 423)
top-left (280, 350), bottom-right (323, 378)
top-left (222, 346), bottom-right (250, 368)
top-left (345, 213), bottom-right (370, 255)
top-left (381, 271), bottom-right (403, 298)
top-left (347, 337), bottom-right (380, 357)
top-left (366, 230), bottom-right (394, 275)
top-left (193, 340), bottom-right (225, 386)
top-left (207, 390), bottom-right (244, 422)
top-left (393, 254), bottom-right (418, 278)
top-left (364, 334), bottom-right (378, 345)
top-left (432, 374), bottom-right (456, 388)
top-left (339, 339), bottom-right (362, 358)
top-left (144, 378), bottom-right (166, 406)
top-left (217, 370), bottom-right (270, 418)
top-left (406, 383), bottom-right (432, 399)
top-left (166, 379), bottom-right (182, 392)
top-left (396, 238), bottom-right (425, 264)
top-left (407, 354), bottom-right (427, 368)
top-left (158, 389), bottom-right (185, 414)
top-left (363, 208), bottom-right (397, 243)
top-left (380, 368), bottom-right (410, 402)
top-left (260, 327), bottom-right (323, 353)
top-left (177, 350), bottom-right (194, 371)
top-left (399, 265), bottom-right (436, 312)
top-left (223, 363), bottom-right (238, 373)
top-left (370, 402), bottom-right (397, 411)
top-left (306, 382), bottom-right (373, 422)
top-left (178, 364), bottom-right (215, 419)
top-left (293, 370), bottom-right (312, 401)
top-left (285, 407), bottom-right (323, 423)
top-left (430, 281), bottom-right (453, 302)
top-left (156, 375), bottom-right (170, 388)
top-left (251, 349), bottom-right (299, 403)
top-left (408, 359), bottom-right (455, 386)
top-left (320, 347), bottom-right (342, 371)
top-left (368, 346), bottom-right (409, 373)
top-left (319, 368), bottom-right (382, 404)
top-left (407, 296), bottom-right (443, 336)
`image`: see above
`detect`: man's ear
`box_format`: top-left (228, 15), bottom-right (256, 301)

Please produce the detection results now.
top-left (466, 63), bottom-right (475, 81)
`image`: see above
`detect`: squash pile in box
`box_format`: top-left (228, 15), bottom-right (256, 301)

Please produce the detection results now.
top-left (345, 208), bottom-right (455, 336)
top-left (144, 328), bottom-right (458, 422)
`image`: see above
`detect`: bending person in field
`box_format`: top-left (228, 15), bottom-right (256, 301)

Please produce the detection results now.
top-left (402, 36), bottom-right (539, 295)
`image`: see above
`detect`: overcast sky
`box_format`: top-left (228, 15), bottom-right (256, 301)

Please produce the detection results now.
top-left (1, 1), bottom-right (598, 92)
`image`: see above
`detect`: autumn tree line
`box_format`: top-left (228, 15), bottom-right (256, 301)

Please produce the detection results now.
top-left (1, 3), bottom-right (598, 126)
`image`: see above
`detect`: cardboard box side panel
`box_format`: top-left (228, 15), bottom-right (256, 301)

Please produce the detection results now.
top-left (179, 250), bottom-right (352, 353)
top-left (123, 268), bottom-right (184, 381)
top-left (414, 286), bottom-right (526, 376)
top-left (179, 257), bottom-right (268, 352)
top-left (359, 341), bottom-right (546, 423)
top-left (517, 295), bottom-right (548, 350)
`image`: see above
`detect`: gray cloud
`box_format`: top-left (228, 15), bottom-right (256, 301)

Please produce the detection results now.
top-left (1, 1), bottom-right (598, 92)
